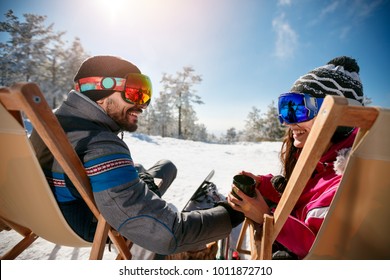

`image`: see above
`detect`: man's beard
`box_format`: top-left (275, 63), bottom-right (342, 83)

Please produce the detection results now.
top-left (114, 116), bottom-right (138, 132)
top-left (105, 98), bottom-right (139, 132)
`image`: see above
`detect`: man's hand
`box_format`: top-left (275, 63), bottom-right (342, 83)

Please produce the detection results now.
top-left (139, 171), bottom-right (161, 197)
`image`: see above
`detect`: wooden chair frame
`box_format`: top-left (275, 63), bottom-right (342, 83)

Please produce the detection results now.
top-left (236, 218), bottom-right (261, 259)
top-left (0, 82), bottom-right (132, 260)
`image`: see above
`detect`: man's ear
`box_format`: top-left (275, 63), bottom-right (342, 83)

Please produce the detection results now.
top-left (96, 98), bottom-right (107, 110)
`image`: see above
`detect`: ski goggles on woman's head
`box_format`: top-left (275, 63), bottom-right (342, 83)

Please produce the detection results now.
top-left (75, 73), bottom-right (152, 106)
top-left (278, 92), bottom-right (324, 124)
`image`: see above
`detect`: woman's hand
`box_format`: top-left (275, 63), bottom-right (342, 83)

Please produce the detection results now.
top-left (227, 185), bottom-right (270, 224)
top-left (240, 171), bottom-right (262, 188)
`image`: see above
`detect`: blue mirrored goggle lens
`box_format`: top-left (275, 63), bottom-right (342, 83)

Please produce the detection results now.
top-left (278, 93), bottom-right (322, 124)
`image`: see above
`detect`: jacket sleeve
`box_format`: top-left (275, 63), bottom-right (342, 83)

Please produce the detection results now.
top-left (257, 174), bottom-right (281, 203)
top-left (275, 215), bottom-right (316, 259)
top-left (275, 179), bottom-right (339, 259)
top-left (84, 135), bottom-right (232, 255)
top-left (94, 178), bottom-right (232, 255)
top-left (257, 174), bottom-right (315, 258)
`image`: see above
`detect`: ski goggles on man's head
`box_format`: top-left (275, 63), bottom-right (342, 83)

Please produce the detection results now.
top-left (75, 73), bottom-right (152, 106)
top-left (278, 92), bottom-right (324, 124)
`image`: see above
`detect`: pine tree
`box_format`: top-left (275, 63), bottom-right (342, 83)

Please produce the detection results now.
top-left (262, 100), bottom-right (285, 141)
top-left (160, 66), bottom-right (203, 139)
top-left (0, 10), bottom-right (56, 83)
top-left (63, 37), bottom-right (89, 90)
top-left (153, 92), bottom-right (175, 137)
top-left (243, 106), bottom-right (264, 141)
top-left (0, 10), bottom-right (89, 108)
top-left (225, 127), bottom-right (238, 143)
top-left (242, 102), bottom-right (285, 142)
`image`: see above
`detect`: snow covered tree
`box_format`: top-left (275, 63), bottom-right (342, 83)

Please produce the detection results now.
top-left (153, 92), bottom-right (176, 137)
top-left (160, 66), bottom-right (203, 139)
top-left (262, 100), bottom-right (285, 141)
top-left (1, 10), bottom-right (57, 83)
top-left (243, 106), bottom-right (264, 141)
top-left (38, 31), bottom-right (67, 108)
top-left (137, 103), bottom-right (162, 136)
top-left (192, 123), bottom-right (209, 142)
top-left (63, 37), bottom-right (89, 90)
top-left (38, 36), bottom-right (88, 108)
top-left (225, 127), bottom-right (238, 143)
top-left (0, 10), bottom-right (89, 108)
top-left (242, 101), bottom-right (285, 142)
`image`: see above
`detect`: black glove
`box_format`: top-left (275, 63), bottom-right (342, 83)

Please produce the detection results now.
top-left (216, 201), bottom-right (245, 228)
top-left (271, 175), bottom-right (287, 194)
top-left (139, 171), bottom-right (161, 197)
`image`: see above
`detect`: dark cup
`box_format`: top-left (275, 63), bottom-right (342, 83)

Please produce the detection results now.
top-left (231, 174), bottom-right (256, 200)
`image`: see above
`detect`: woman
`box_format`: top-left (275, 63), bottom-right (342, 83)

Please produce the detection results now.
top-left (228, 56), bottom-right (365, 259)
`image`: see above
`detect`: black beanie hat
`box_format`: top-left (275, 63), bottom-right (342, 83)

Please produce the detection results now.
top-left (74, 55), bottom-right (141, 101)
top-left (290, 56), bottom-right (364, 104)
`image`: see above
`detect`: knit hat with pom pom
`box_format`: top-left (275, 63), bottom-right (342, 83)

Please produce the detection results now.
top-left (291, 56), bottom-right (365, 142)
top-left (290, 56), bottom-right (364, 104)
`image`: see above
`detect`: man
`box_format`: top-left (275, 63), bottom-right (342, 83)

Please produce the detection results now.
top-left (30, 55), bottom-right (243, 255)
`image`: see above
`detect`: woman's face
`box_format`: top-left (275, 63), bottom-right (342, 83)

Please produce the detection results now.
top-left (286, 118), bottom-right (315, 148)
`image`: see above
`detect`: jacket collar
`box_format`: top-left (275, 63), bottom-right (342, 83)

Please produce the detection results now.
top-left (314, 128), bottom-right (357, 174)
top-left (60, 90), bottom-right (121, 134)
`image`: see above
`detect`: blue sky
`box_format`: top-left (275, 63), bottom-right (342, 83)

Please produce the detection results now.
top-left (1, 0), bottom-right (389, 135)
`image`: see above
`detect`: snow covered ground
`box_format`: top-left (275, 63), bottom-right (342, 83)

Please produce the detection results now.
top-left (0, 133), bottom-right (282, 260)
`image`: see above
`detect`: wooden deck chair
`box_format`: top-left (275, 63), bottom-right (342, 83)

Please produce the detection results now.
top-left (305, 99), bottom-right (390, 259)
top-left (0, 82), bottom-right (132, 260)
top-left (235, 218), bottom-right (261, 259)
top-left (236, 95), bottom-right (389, 259)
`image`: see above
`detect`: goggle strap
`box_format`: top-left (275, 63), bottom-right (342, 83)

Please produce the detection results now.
top-left (75, 77), bottom-right (126, 92)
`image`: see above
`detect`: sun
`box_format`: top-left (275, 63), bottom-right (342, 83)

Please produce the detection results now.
top-left (95, 0), bottom-right (130, 24)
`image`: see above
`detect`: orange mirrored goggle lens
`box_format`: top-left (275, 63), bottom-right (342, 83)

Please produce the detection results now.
top-left (123, 73), bottom-right (152, 106)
